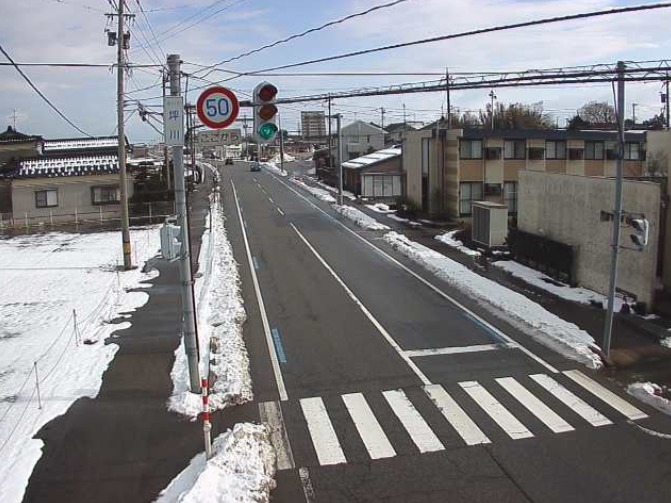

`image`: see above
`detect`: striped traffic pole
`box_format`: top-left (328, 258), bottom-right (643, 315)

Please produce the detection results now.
top-left (201, 378), bottom-right (213, 459)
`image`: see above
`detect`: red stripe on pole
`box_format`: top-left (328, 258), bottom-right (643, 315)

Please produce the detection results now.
top-left (202, 395), bottom-right (208, 405)
top-left (202, 411), bottom-right (210, 422)
top-left (201, 378), bottom-right (208, 388)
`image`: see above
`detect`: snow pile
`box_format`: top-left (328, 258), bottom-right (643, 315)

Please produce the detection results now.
top-left (365, 203), bottom-right (395, 214)
top-left (627, 382), bottom-right (671, 415)
top-left (388, 214), bottom-right (422, 227)
top-left (383, 232), bottom-right (603, 368)
top-left (313, 180), bottom-right (356, 201)
top-left (260, 162), bottom-right (287, 177)
top-left (169, 191), bottom-right (252, 419)
top-left (291, 177), bottom-right (336, 203)
top-left (0, 227), bottom-right (161, 503)
top-left (334, 205), bottom-right (390, 231)
top-left (270, 153), bottom-right (295, 163)
top-left (493, 260), bottom-right (626, 311)
top-left (435, 230), bottom-right (481, 257)
top-left (155, 423), bottom-right (276, 503)
top-left (661, 336), bottom-right (671, 348)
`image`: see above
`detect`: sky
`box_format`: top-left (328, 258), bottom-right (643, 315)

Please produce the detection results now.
top-left (1, 0), bottom-right (670, 143)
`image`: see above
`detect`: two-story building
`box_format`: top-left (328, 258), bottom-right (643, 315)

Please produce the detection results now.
top-left (338, 120), bottom-right (385, 162)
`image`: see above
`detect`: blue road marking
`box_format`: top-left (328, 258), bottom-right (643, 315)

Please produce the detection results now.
top-left (463, 312), bottom-right (507, 344)
top-left (252, 256), bottom-right (260, 270)
top-left (271, 328), bottom-right (287, 363)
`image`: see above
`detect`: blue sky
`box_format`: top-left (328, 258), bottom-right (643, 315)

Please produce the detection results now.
top-left (1, 0), bottom-right (670, 142)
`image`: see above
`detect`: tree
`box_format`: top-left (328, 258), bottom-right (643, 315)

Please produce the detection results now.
top-left (478, 101), bottom-right (552, 129)
top-left (567, 114), bottom-right (589, 130)
top-left (641, 113), bottom-right (666, 130)
top-left (646, 150), bottom-right (668, 177)
top-left (578, 101), bottom-right (616, 124)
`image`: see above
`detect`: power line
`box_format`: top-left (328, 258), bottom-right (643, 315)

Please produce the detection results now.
top-left (209, 2), bottom-right (671, 84)
top-left (135, 0), bottom-right (166, 62)
top-left (0, 62), bottom-right (160, 67)
top-left (39, 0), bottom-right (106, 14)
top-left (195, 0), bottom-right (415, 79)
top-left (0, 44), bottom-right (92, 136)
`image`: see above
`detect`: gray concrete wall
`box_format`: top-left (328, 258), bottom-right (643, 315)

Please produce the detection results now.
top-left (518, 170), bottom-right (660, 307)
top-left (403, 130), bottom-right (432, 208)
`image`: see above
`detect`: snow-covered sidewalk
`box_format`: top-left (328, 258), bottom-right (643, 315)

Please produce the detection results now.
top-left (333, 205), bottom-right (390, 231)
top-left (435, 229), bottom-right (482, 257)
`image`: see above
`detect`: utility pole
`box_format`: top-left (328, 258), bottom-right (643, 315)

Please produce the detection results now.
top-left (10, 109), bottom-right (18, 129)
top-left (403, 103), bottom-right (407, 126)
top-left (489, 90), bottom-right (497, 130)
top-left (380, 107), bottom-right (385, 130)
top-left (111, 0), bottom-right (133, 270)
top-left (167, 54), bottom-right (200, 393)
top-left (666, 77), bottom-right (670, 129)
top-left (602, 61), bottom-right (626, 359)
top-left (327, 94), bottom-right (332, 168)
top-left (278, 110), bottom-right (285, 173)
top-left (162, 70), bottom-right (171, 191)
top-left (446, 68), bottom-right (451, 128)
top-left (632, 103), bottom-right (637, 126)
top-left (336, 113), bottom-right (343, 205)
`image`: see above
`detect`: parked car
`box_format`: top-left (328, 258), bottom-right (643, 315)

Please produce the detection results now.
top-left (225, 157), bottom-right (234, 165)
top-left (250, 162), bottom-right (261, 172)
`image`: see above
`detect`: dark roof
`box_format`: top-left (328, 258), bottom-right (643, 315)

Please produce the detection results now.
top-left (385, 122), bottom-right (416, 133)
top-left (460, 128), bottom-right (645, 142)
top-left (0, 154), bottom-right (119, 180)
top-left (0, 126), bottom-right (42, 144)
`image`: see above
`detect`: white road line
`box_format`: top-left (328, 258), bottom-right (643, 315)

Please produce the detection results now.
top-left (383, 389), bottom-right (444, 453)
top-left (300, 397), bottom-right (346, 466)
top-left (269, 197), bottom-right (275, 204)
top-left (270, 174), bottom-right (558, 374)
top-left (496, 377), bottom-right (574, 433)
top-left (405, 343), bottom-right (511, 358)
top-left (424, 384), bottom-right (490, 446)
top-left (564, 370), bottom-right (648, 421)
top-left (231, 180), bottom-right (288, 401)
top-left (258, 401), bottom-right (295, 470)
top-left (298, 467), bottom-right (315, 503)
top-left (342, 393), bottom-right (396, 460)
top-left (530, 374), bottom-right (612, 427)
top-left (277, 207), bottom-right (285, 216)
top-left (460, 381), bottom-right (534, 439)
top-left (291, 223), bottom-right (431, 386)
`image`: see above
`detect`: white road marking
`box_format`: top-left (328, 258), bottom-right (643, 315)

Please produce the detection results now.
top-left (271, 174), bottom-right (558, 374)
top-left (291, 223), bottom-right (431, 385)
top-left (530, 374), bottom-right (612, 427)
top-left (383, 389), bottom-right (444, 453)
top-left (405, 343), bottom-right (511, 358)
top-left (496, 377), bottom-right (574, 433)
top-left (277, 207), bottom-right (285, 216)
top-left (231, 180), bottom-right (288, 401)
top-left (342, 393), bottom-right (396, 459)
top-left (460, 381), bottom-right (534, 439)
top-left (300, 397), bottom-right (346, 466)
top-left (564, 370), bottom-right (648, 421)
top-left (424, 384), bottom-right (490, 445)
top-left (298, 467), bottom-right (315, 502)
top-left (258, 401), bottom-right (295, 470)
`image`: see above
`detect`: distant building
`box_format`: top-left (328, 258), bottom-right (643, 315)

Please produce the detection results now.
top-left (342, 147), bottom-right (403, 197)
top-left (301, 111), bottom-right (326, 140)
top-left (339, 120), bottom-right (385, 162)
top-left (384, 122), bottom-right (416, 145)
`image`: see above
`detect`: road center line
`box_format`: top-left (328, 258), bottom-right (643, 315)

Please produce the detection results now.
top-left (277, 207), bottom-right (285, 216)
top-left (271, 174), bottom-right (558, 374)
top-left (290, 223), bottom-right (431, 386)
top-left (231, 179), bottom-right (288, 401)
top-left (404, 343), bottom-right (512, 358)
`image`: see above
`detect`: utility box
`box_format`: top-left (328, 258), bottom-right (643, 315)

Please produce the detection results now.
top-left (160, 221), bottom-right (181, 260)
top-left (472, 201), bottom-right (508, 247)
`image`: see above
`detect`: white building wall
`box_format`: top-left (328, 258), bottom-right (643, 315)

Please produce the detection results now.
top-left (518, 170), bottom-right (660, 307)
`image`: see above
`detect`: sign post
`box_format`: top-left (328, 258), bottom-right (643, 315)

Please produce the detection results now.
top-left (196, 87), bottom-right (239, 130)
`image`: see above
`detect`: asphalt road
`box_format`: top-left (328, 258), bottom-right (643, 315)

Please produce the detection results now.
top-left (216, 160), bottom-right (671, 503)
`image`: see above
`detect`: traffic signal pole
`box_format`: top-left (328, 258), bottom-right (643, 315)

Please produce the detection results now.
top-left (168, 54), bottom-right (200, 393)
top-left (336, 113), bottom-right (343, 205)
top-left (602, 61), bottom-right (626, 358)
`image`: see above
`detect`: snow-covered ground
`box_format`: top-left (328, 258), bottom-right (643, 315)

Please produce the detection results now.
top-left (260, 161), bottom-right (287, 177)
top-left (334, 205), bottom-right (390, 231)
top-left (291, 177), bottom-right (336, 203)
top-left (627, 382), bottom-right (671, 415)
top-left (269, 153), bottom-right (295, 164)
top-left (435, 230), bottom-right (482, 257)
top-left (313, 179), bottom-right (356, 201)
top-left (0, 227), bottom-right (161, 503)
top-left (383, 232), bottom-right (603, 369)
top-left (388, 214), bottom-right (422, 227)
top-left (365, 203), bottom-right (395, 214)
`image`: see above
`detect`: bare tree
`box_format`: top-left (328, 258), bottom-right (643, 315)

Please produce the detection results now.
top-left (646, 150), bottom-right (668, 177)
top-left (578, 101), bottom-right (616, 124)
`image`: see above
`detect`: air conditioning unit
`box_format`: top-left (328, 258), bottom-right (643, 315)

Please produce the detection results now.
top-left (471, 201), bottom-right (508, 247)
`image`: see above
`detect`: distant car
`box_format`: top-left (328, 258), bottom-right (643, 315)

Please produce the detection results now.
top-left (250, 162), bottom-right (261, 172)
top-left (225, 158), bottom-right (234, 165)
top-left (260, 156), bottom-right (269, 162)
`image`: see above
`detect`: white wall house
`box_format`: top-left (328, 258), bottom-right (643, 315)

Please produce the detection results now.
top-left (339, 120), bottom-right (385, 163)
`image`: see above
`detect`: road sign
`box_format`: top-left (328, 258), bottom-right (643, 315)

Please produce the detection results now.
top-left (196, 87), bottom-right (239, 130)
top-left (163, 96), bottom-right (184, 146)
top-left (197, 129), bottom-right (242, 147)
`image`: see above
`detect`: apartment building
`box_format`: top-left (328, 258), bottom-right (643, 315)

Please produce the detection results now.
top-left (300, 111), bottom-right (326, 141)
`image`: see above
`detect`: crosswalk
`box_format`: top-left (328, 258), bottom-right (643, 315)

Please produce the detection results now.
top-left (274, 370), bottom-right (649, 469)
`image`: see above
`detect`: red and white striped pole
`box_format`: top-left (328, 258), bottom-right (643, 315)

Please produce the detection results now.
top-left (201, 377), bottom-right (213, 459)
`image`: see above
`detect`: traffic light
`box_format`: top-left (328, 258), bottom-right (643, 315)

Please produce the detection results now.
top-left (628, 216), bottom-right (649, 250)
top-left (253, 82), bottom-right (278, 142)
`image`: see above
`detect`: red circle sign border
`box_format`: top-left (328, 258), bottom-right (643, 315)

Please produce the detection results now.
top-left (196, 86), bottom-right (240, 130)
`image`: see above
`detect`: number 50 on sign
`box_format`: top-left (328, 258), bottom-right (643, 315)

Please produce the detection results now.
top-left (196, 87), bottom-right (239, 130)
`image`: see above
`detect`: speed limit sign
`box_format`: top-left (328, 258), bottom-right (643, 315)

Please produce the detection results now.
top-left (196, 86), bottom-right (239, 129)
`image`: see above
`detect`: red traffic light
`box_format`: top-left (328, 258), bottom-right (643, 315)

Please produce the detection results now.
top-left (259, 104), bottom-right (278, 121)
top-left (258, 84), bottom-right (278, 102)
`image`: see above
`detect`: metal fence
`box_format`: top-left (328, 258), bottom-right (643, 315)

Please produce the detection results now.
top-left (508, 228), bottom-right (576, 285)
top-left (0, 201), bottom-right (175, 236)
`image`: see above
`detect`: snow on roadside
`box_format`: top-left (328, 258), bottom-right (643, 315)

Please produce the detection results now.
top-left (388, 214), bottom-right (422, 227)
top-left (365, 203), bottom-right (395, 214)
top-left (169, 190), bottom-right (252, 419)
top-left (493, 260), bottom-right (629, 311)
top-left (435, 230), bottom-right (481, 257)
top-left (313, 179), bottom-right (356, 201)
top-left (0, 227), bottom-right (161, 503)
top-left (627, 382), bottom-right (671, 415)
top-left (155, 423), bottom-right (276, 503)
top-left (291, 177), bottom-right (336, 203)
top-left (334, 205), bottom-right (390, 231)
top-left (260, 161), bottom-right (287, 177)
top-left (383, 232), bottom-right (603, 369)
top-left (270, 153), bottom-right (295, 163)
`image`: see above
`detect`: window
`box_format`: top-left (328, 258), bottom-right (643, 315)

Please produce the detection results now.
top-left (460, 139), bottom-right (482, 159)
top-left (504, 140), bottom-right (526, 159)
top-left (605, 141), bottom-right (618, 160)
top-left (421, 138), bottom-right (430, 175)
top-left (504, 182), bottom-right (517, 214)
top-left (624, 142), bottom-right (641, 160)
top-left (484, 183), bottom-right (502, 196)
top-left (91, 185), bottom-right (120, 205)
top-left (584, 141), bottom-right (604, 160)
top-left (568, 148), bottom-right (584, 160)
top-left (35, 189), bottom-right (58, 208)
top-left (546, 140), bottom-right (566, 160)
top-left (459, 182), bottom-right (483, 216)
top-left (528, 147), bottom-right (545, 161)
top-left (484, 147), bottom-right (501, 160)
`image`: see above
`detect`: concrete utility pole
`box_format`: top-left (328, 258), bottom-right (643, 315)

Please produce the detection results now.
top-left (632, 103), bottom-right (637, 126)
top-left (327, 94), bottom-right (332, 167)
top-left (446, 68), bottom-right (451, 128)
top-left (162, 70), bottom-right (171, 190)
top-left (167, 54), bottom-right (200, 393)
top-left (336, 113), bottom-right (343, 205)
top-left (489, 90), bottom-right (497, 130)
top-left (380, 107), bottom-right (385, 130)
top-left (403, 103), bottom-right (407, 126)
top-left (602, 61), bottom-right (626, 358)
top-left (278, 111), bottom-right (285, 173)
top-left (666, 77), bottom-right (670, 129)
top-left (116, 0), bottom-right (132, 270)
